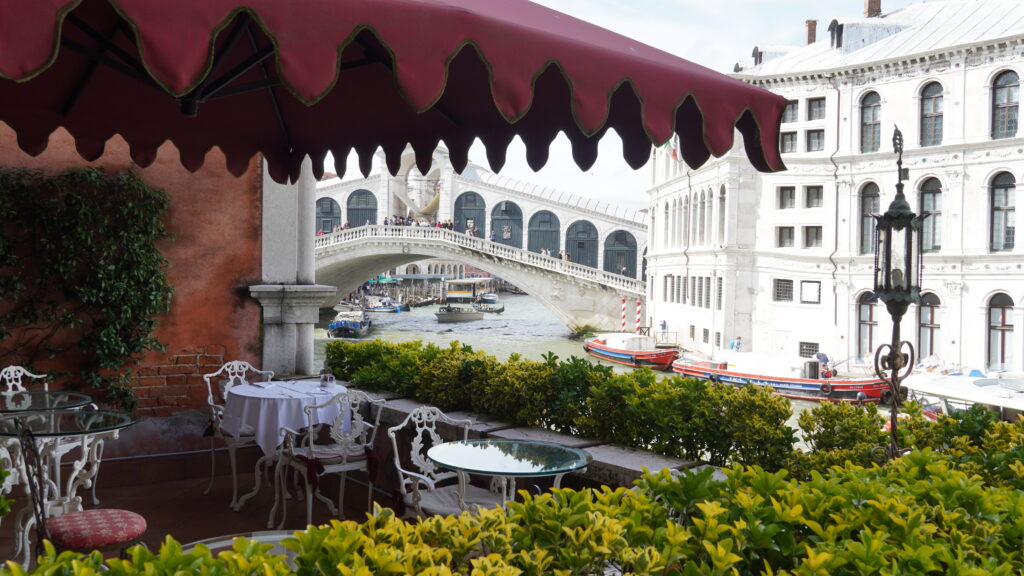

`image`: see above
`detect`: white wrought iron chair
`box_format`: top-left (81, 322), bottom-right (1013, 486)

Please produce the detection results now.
top-left (387, 406), bottom-right (503, 517)
top-left (0, 366), bottom-right (103, 516)
top-left (203, 360), bottom-right (274, 508)
top-left (270, 390), bottom-right (385, 528)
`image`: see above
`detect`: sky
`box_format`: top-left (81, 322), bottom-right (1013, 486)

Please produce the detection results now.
top-left (338, 0), bottom-right (920, 210)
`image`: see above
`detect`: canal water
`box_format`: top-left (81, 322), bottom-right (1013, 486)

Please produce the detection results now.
top-left (314, 293), bottom-right (814, 431)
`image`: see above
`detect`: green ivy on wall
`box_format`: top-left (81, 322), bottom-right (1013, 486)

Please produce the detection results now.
top-left (0, 167), bottom-right (174, 409)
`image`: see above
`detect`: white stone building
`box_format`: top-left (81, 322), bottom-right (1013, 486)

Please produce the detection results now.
top-left (646, 0), bottom-right (1024, 374)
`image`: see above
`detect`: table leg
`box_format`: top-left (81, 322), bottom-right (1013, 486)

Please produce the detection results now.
top-left (233, 452), bottom-right (276, 512)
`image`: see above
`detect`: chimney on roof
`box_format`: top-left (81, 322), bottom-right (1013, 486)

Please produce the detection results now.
top-left (865, 0), bottom-right (881, 17)
top-left (806, 19), bottom-right (817, 44)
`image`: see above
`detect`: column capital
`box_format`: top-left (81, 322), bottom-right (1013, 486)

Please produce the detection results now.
top-left (249, 284), bottom-right (337, 324)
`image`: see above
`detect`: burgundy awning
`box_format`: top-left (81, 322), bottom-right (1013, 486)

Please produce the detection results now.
top-left (0, 0), bottom-right (786, 183)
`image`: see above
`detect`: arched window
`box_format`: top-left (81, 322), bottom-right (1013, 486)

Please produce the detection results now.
top-left (917, 292), bottom-right (941, 359)
top-left (565, 220), bottom-right (599, 267)
top-left (682, 198), bottom-right (690, 247)
top-left (490, 201), bottom-right (523, 248)
top-left (920, 178), bottom-right (942, 252)
top-left (698, 192), bottom-right (706, 244)
top-left (603, 230), bottom-right (638, 277)
top-left (691, 194), bottom-right (699, 245)
top-left (920, 82), bottom-right (943, 147)
top-left (988, 293), bottom-right (1014, 370)
top-left (990, 172), bottom-right (1016, 252)
top-left (860, 183), bottom-right (880, 254)
top-left (316, 197), bottom-right (342, 233)
top-left (527, 210), bottom-right (560, 254)
top-left (346, 189), bottom-right (377, 226)
top-left (662, 202), bottom-right (670, 248)
top-left (718, 186), bottom-right (726, 245)
top-left (705, 192), bottom-right (714, 245)
top-left (992, 70), bottom-right (1019, 140)
top-left (454, 191), bottom-right (486, 236)
top-left (858, 292), bottom-right (878, 359)
top-left (860, 92), bottom-right (881, 153)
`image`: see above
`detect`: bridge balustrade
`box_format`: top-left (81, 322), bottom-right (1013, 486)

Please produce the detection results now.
top-left (315, 225), bottom-right (645, 295)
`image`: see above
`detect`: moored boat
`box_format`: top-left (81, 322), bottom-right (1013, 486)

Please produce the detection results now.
top-left (327, 310), bottom-right (372, 338)
top-left (409, 295), bottom-right (438, 308)
top-left (671, 352), bottom-right (889, 403)
top-left (478, 292), bottom-right (500, 304)
top-left (434, 305), bottom-right (484, 323)
top-left (583, 333), bottom-right (679, 370)
top-left (903, 370), bottom-right (1024, 421)
top-left (364, 296), bottom-right (400, 313)
top-left (472, 302), bottom-right (505, 314)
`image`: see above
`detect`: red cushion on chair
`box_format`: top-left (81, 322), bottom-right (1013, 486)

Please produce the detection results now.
top-left (47, 509), bottom-right (147, 550)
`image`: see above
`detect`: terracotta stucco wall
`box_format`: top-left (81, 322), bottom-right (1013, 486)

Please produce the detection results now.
top-left (0, 124), bottom-right (262, 418)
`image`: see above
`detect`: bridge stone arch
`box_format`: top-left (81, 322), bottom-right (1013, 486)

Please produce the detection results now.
top-left (454, 191), bottom-right (486, 235)
top-left (527, 210), bottom-right (560, 254)
top-left (347, 189), bottom-right (378, 226)
top-left (490, 200), bottom-right (523, 248)
top-left (566, 220), bottom-right (599, 267)
top-left (604, 230), bottom-right (638, 278)
top-left (315, 227), bottom-right (644, 331)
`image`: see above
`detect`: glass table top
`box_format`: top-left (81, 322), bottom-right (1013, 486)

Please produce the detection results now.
top-left (0, 409), bottom-right (135, 437)
top-left (0, 390), bottom-right (92, 413)
top-left (427, 439), bottom-right (591, 477)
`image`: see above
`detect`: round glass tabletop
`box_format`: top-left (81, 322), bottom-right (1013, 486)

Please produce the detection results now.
top-left (0, 409), bottom-right (135, 437)
top-left (0, 390), bottom-right (92, 413)
top-left (427, 439), bottom-right (591, 478)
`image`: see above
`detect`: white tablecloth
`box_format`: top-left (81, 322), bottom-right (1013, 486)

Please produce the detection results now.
top-left (220, 379), bottom-right (348, 455)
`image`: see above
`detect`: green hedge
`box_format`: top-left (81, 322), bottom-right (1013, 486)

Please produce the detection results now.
top-left (13, 448), bottom-right (1023, 575)
top-left (325, 340), bottom-right (795, 470)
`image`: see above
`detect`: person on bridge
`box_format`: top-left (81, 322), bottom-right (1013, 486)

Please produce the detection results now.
top-left (488, 231), bottom-right (496, 242)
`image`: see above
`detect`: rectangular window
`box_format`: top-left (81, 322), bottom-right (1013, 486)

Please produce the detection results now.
top-left (799, 342), bottom-right (820, 358)
top-left (704, 277), bottom-right (711, 308)
top-left (806, 129), bottom-right (825, 151)
top-left (697, 277), bottom-right (703, 308)
top-left (777, 226), bottom-right (795, 248)
top-left (692, 277), bottom-right (697, 304)
top-left (780, 132), bottom-right (797, 153)
top-left (773, 279), bottom-right (794, 302)
top-left (716, 277), bottom-right (723, 310)
top-left (663, 276), bottom-right (670, 302)
top-left (782, 100), bottom-right (799, 123)
top-left (689, 325), bottom-right (695, 339)
top-left (715, 332), bottom-right (722, 348)
top-left (807, 97), bottom-right (826, 120)
top-left (805, 185), bottom-right (823, 208)
top-left (803, 226), bottom-right (823, 248)
top-left (778, 186), bottom-right (796, 209)
top-left (675, 279), bottom-right (682, 303)
top-left (800, 281), bottom-right (821, 304)
top-left (683, 275), bottom-right (688, 304)
top-left (702, 328), bottom-right (710, 344)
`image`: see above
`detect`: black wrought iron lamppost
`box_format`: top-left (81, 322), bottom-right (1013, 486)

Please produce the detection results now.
top-left (872, 126), bottom-right (925, 459)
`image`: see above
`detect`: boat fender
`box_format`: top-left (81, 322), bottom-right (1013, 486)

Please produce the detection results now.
top-left (880, 390), bottom-right (893, 405)
top-left (820, 383), bottom-right (832, 396)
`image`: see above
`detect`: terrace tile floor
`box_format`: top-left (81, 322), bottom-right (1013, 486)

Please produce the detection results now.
top-left (0, 470), bottom-right (368, 565)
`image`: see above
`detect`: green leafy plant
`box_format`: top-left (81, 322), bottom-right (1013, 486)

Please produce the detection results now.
top-left (0, 168), bottom-right (173, 409)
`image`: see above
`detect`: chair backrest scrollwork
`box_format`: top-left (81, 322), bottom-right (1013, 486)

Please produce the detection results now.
top-left (202, 361), bottom-right (274, 408)
top-left (304, 390), bottom-right (384, 464)
top-left (0, 366), bottom-right (47, 394)
top-left (387, 406), bottom-right (472, 488)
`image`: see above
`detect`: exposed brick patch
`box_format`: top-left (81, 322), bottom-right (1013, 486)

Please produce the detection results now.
top-left (131, 346), bottom-right (226, 417)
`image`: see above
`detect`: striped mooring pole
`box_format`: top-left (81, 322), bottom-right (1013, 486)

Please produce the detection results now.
top-left (635, 299), bottom-right (642, 333)
top-left (620, 296), bottom-right (627, 332)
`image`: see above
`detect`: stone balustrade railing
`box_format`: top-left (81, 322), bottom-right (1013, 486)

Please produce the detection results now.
top-left (315, 225), bottom-right (645, 295)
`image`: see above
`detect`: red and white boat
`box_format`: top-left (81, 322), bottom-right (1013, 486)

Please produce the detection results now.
top-left (583, 333), bottom-right (679, 371)
top-left (671, 352), bottom-right (890, 403)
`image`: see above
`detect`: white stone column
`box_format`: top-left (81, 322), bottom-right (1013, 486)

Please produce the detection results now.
top-left (250, 158), bottom-right (336, 377)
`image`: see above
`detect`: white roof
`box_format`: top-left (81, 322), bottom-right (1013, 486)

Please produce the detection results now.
top-left (737, 0), bottom-right (1024, 78)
